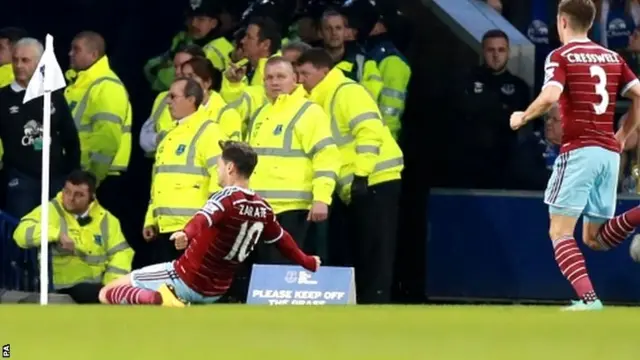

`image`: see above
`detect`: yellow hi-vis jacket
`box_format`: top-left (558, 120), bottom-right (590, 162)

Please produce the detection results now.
top-left (219, 52), bottom-right (281, 104)
top-left (226, 85), bottom-right (268, 140)
top-left (140, 90), bottom-right (242, 157)
top-left (144, 108), bottom-right (224, 233)
top-left (336, 54), bottom-right (383, 102)
top-left (64, 56), bottom-right (132, 183)
top-left (308, 68), bottom-right (403, 203)
top-left (144, 33), bottom-right (233, 92)
top-left (247, 86), bottom-right (340, 214)
top-left (0, 63), bottom-right (13, 88)
top-left (13, 193), bottom-right (133, 290)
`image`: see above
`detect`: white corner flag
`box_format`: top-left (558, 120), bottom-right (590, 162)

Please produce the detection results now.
top-left (23, 34), bottom-right (66, 104)
top-left (23, 34), bottom-right (66, 305)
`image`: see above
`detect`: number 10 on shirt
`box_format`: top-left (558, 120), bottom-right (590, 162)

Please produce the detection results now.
top-left (224, 221), bottom-right (264, 262)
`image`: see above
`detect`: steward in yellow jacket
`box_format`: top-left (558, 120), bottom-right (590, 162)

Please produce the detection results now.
top-left (301, 62), bottom-right (403, 203)
top-left (64, 53), bottom-right (132, 184)
top-left (297, 49), bottom-right (403, 304)
top-left (220, 17), bottom-right (282, 103)
top-left (13, 171), bottom-right (133, 303)
top-left (248, 58), bottom-right (340, 258)
top-left (143, 78), bottom-right (224, 262)
top-left (140, 89), bottom-right (241, 156)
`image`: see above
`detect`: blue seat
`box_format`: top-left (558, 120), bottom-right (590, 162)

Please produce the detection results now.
top-left (0, 211), bottom-right (53, 292)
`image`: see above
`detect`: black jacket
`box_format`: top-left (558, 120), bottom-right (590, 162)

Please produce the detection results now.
top-left (0, 83), bottom-right (80, 178)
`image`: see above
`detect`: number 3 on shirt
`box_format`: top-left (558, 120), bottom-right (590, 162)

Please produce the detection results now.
top-left (590, 65), bottom-right (609, 115)
top-left (224, 221), bottom-right (264, 262)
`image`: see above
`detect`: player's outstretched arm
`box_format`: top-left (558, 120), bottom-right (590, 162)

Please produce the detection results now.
top-left (522, 86), bottom-right (562, 123)
top-left (273, 230), bottom-right (321, 272)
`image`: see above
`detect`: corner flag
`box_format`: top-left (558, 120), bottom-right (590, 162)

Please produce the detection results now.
top-left (23, 34), bottom-right (66, 104)
top-left (22, 34), bottom-right (66, 305)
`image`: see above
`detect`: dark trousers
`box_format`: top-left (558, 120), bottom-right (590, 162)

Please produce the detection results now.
top-left (97, 174), bottom-right (144, 266)
top-left (257, 210), bottom-right (309, 264)
top-left (349, 180), bottom-right (401, 304)
top-left (5, 168), bottom-right (65, 218)
top-left (57, 282), bottom-right (102, 304)
top-left (96, 174), bottom-right (126, 219)
top-left (148, 232), bottom-right (184, 265)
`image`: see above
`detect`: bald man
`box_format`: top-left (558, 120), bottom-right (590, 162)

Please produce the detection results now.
top-left (64, 30), bottom-right (132, 228)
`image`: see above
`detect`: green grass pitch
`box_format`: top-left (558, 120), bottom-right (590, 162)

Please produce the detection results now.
top-left (0, 305), bottom-right (638, 359)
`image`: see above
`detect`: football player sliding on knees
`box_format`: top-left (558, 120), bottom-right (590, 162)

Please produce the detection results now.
top-left (98, 140), bottom-right (321, 307)
top-left (510, 0), bottom-right (640, 311)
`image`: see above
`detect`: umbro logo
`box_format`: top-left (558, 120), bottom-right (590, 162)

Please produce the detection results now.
top-left (9, 106), bottom-right (18, 114)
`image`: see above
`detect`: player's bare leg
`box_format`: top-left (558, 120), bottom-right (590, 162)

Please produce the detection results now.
top-left (583, 207), bottom-right (640, 250)
top-left (548, 214), bottom-right (601, 311)
top-left (98, 274), bottom-right (162, 305)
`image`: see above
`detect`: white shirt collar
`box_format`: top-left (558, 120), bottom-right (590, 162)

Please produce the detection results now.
top-left (176, 111), bottom-right (196, 125)
top-left (10, 81), bottom-right (25, 92)
top-left (75, 209), bottom-right (90, 219)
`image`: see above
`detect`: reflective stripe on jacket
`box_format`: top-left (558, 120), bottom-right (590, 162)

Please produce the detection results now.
top-left (13, 192), bottom-right (133, 290)
top-left (308, 68), bottom-right (403, 203)
top-left (147, 90), bottom-right (242, 149)
top-left (144, 108), bottom-right (224, 233)
top-left (336, 53), bottom-right (383, 102)
top-left (247, 86), bottom-right (340, 214)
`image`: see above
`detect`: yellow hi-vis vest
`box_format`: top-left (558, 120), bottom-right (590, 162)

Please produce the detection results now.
top-left (144, 109), bottom-right (224, 233)
top-left (308, 68), bottom-right (403, 203)
top-left (226, 85), bottom-right (268, 140)
top-left (64, 56), bottom-right (132, 183)
top-left (148, 90), bottom-right (242, 147)
top-left (219, 52), bottom-right (281, 104)
top-left (247, 86), bottom-right (341, 214)
top-left (0, 63), bottom-right (14, 88)
top-left (13, 193), bottom-right (134, 290)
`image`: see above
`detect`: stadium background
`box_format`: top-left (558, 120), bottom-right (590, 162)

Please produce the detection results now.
top-left (0, 0), bottom-right (639, 305)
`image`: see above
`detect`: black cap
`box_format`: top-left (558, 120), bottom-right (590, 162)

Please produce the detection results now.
top-left (241, 0), bottom-right (298, 24)
top-left (294, 0), bottom-right (345, 22)
top-left (185, 0), bottom-right (224, 19)
top-left (341, 0), bottom-right (380, 39)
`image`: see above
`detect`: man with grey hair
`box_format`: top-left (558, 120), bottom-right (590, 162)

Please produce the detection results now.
top-left (0, 37), bottom-right (80, 218)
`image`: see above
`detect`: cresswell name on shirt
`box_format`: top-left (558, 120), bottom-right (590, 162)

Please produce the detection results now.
top-left (565, 53), bottom-right (619, 64)
top-left (238, 204), bottom-right (267, 219)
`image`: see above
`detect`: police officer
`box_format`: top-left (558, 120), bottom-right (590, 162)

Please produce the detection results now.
top-left (341, 0), bottom-right (412, 141)
top-left (319, 10), bottom-right (383, 101)
top-left (450, 29), bottom-right (530, 189)
top-left (144, 0), bottom-right (234, 92)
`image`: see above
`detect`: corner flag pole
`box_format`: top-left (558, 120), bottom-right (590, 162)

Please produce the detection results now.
top-left (23, 34), bottom-right (67, 305)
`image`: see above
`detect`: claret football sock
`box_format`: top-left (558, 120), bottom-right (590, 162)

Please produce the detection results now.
top-left (552, 236), bottom-right (598, 303)
top-left (105, 285), bottom-right (162, 305)
top-left (596, 207), bottom-right (640, 249)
